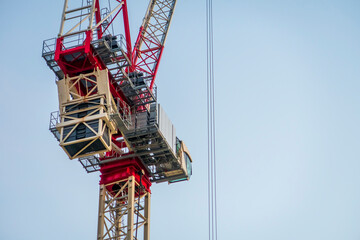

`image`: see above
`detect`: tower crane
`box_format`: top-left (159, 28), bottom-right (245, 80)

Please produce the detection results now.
top-left (42, 1), bottom-right (193, 239)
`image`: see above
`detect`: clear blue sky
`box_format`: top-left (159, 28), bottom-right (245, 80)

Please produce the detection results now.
top-left (1, 0), bottom-right (360, 239)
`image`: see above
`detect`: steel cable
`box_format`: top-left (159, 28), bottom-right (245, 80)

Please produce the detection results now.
top-left (206, 0), bottom-right (218, 239)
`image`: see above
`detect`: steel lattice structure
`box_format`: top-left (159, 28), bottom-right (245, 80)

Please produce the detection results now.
top-left (132, 0), bottom-right (177, 89)
top-left (42, 0), bottom-right (192, 239)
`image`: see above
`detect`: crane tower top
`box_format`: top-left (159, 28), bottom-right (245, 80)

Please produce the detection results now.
top-left (43, 0), bottom-right (193, 184)
top-left (43, 1), bottom-right (193, 239)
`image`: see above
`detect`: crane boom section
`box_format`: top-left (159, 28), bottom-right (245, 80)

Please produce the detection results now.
top-left (132, 0), bottom-right (177, 89)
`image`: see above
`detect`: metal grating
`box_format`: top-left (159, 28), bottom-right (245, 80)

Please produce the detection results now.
top-left (79, 155), bottom-right (101, 173)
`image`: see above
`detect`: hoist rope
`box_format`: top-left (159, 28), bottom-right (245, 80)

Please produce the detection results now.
top-left (206, 0), bottom-right (218, 240)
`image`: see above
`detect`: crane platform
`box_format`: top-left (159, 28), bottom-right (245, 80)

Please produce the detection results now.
top-left (50, 102), bottom-right (191, 183)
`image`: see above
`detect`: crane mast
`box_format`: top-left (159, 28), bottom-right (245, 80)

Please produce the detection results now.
top-left (42, 1), bottom-right (192, 239)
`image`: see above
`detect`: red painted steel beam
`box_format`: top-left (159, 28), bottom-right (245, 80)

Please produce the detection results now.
top-left (122, 0), bottom-right (132, 60)
top-left (94, 0), bottom-right (103, 39)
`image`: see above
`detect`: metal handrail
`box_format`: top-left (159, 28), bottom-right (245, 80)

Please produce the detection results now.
top-left (49, 111), bottom-right (60, 130)
top-left (114, 97), bottom-right (132, 128)
top-left (42, 38), bottom-right (57, 55)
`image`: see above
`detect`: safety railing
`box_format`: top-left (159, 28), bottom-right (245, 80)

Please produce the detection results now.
top-left (42, 38), bottom-right (57, 57)
top-left (111, 97), bottom-right (132, 130)
top-left (62, 32), bottom-right (86, 49)
top-left (49, 111), bottom-right (61, 141)
top-left (49, 111), bottom-right (60, 130)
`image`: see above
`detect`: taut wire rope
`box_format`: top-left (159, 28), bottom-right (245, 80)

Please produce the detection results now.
top-left (206, 0), bottom-right (218, 239)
